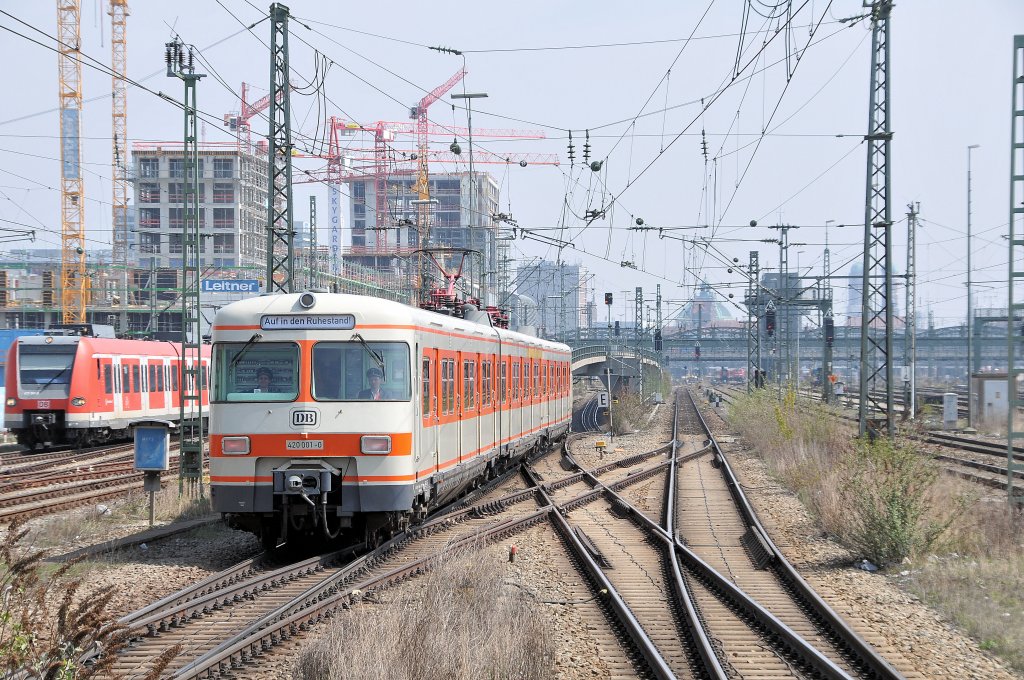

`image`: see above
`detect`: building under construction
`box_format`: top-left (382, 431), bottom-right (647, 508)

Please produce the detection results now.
top-left (344, 171), bottom-right (501, 304)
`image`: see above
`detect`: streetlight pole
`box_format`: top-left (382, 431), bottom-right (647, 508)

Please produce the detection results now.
top-left (967, 143), bottom-right (980, 428)
top-left (451, 92), bottom-right (488, 302)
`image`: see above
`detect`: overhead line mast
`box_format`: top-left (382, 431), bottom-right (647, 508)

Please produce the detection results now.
top-left (265, 3), bottom-right (295, 294)
top-left (56, 0), bottom-right (87, 323)
top-left (110, 0), bottom-right (129, 321)
top-left (858, 0), bottom-right (895, 439)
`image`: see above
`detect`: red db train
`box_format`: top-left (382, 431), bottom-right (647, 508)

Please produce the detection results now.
top-left (4, 326), bottom-right (211, 449)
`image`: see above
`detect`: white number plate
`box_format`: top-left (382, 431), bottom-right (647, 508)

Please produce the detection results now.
top-left (286, 440), bottom-right (324, 450)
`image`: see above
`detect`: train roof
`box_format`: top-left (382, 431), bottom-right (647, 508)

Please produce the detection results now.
top-left (212, 292), bottom-right (571, 354)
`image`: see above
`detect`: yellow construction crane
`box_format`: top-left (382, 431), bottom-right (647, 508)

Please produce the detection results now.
top-left (57, 0), bottom-right (87, 323)
top-left (110, 0), bottom-right (129, 310)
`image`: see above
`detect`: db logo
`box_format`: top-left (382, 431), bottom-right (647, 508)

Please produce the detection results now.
top-left (291, 409), bottom-right (318, 427)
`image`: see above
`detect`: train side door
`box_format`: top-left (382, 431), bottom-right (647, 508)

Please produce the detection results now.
top-left (111, 356), bottom-right (123, 417)
top-left (420, 348), bottom-right (439, 480)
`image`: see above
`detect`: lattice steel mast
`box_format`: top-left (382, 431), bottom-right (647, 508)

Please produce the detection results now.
top-left (166, 38), bottom-right (205, 495)
top-left (57, 0), bottom-right (87, 323)
top-left (110, 0), bottom-right (129, 321)
top-left (1006, 34), bottom-right (1024, 507)
top-left (746, 250), bottom-right (761, 394)
top-left (265, 3), bottom-right (295, 294)
top-left (858, 0), bottom-right (895, 438)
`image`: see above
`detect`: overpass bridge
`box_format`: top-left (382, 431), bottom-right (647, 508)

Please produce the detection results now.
top-left (565, 323), bottom-right (1008, 384)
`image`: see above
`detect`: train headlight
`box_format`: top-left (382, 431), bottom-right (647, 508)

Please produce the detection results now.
top-left (222, 436), bottom-right (251, 455)
top-left (360, 435), bottom-right (392, 455)
top-left (5, 398), bottom-right (15, 407)
top-left (71, 397), bottom-right (86, 407)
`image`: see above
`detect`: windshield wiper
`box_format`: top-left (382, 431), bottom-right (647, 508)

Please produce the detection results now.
top-left (351, 333), bottom-right (386, 381)
top-left (38, 366), bottom-right (70, 391)
top-left (229, 332), bottom-right (263, 367)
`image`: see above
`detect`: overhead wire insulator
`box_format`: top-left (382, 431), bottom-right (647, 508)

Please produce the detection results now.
top-left (567, 130), bottom-right (575, 164)
top-left (583, 130), bottom-right (591, 163)
top-left (701, 128), bottom-right (709, 162)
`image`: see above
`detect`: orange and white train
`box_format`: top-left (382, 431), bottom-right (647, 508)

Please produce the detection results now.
top-left (209, 291), bottom-right (572, 547)
top-left (4, 332), bottom-right (211, 449)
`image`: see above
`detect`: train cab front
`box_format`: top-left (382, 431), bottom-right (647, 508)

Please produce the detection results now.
top-left (209, 324), bottom-right (416, 548)
top-left (5, 336), bottom-right (79, 449)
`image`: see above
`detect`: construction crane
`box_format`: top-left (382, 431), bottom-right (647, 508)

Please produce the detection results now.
top-left (409, 69), bottom-right (465, 298)
top-left (57, 0), bottom-right (87, 323)
top-left (109, 0), bottom-right (129, 315)
top-left (307, 118), bottom-right (552, 254)
top-left (223, 82), bottom-right (285, 153)
top-left (410, 68), bottom-right (465, 251)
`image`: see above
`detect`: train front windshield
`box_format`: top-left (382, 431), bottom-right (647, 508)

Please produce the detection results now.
top-left (312, 341), bottom-right (410, 401)
top-left (18, 343), bottom-right (77, 394)
top-left (213, 342), bottom-right (300, 402)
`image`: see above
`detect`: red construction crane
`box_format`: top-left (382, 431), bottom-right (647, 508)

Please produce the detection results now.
top-left (223, 82), bottom-right (284, 152)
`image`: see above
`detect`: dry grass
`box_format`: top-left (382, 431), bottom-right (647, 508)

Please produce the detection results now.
top-left (727, 390), bottom-right (971, 565)
top-left (24, 483), bottom-right (211, 553)
top-left (728, 389), bottom-right (1024, 671)
top-left (293, 544), bottom-right (555, 680)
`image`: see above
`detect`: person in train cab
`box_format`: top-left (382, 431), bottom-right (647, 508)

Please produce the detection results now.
top-left (358, 367), bottom-right (386, 400)
top-left (254, 367), bottom-right (274, 393)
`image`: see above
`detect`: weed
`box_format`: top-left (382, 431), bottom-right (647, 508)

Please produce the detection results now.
top-left (293, 544), bottom-right (555, 680)
top-left (0, 518), bottom-right (180, 678)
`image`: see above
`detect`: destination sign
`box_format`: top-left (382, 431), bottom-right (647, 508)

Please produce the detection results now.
top-left (260, 314), bottom-right (356, 331)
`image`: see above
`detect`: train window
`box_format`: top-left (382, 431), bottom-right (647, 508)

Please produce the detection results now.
top-left (18, 343), bottom-right (77, 392)
top-left (311, 341), bottom-right (410, 402)
top-left (132, 365), bottom-right (140, 393)
top-left (202, 364), bottom-right (208, 391)
top-left (122, 366), bottom-right (130, 394)
top-left (421, 357), bottom-right (431, 416)
top-left (462, 360), bottom-right (476, 411)
top-left (499, 361), bottom-right (506, 404)
top-left (511, 361), bottom-right (519, 402)
top-left (442, 359), bottom-right (454, 414)
top-left (103, 365), bottom-right (113, 394)
top-left (533, 361), bottom-right (540, 398)
top-left (481, 360), bottom-right (491, 408)
top-left (213, 342), bottom-right (299, 402)
top-left (172, 366), bottom-right (179, 392)
top-left (158, 365), bottom-right (165, 392)
top-left (148, 365), bottom-right (156, 392)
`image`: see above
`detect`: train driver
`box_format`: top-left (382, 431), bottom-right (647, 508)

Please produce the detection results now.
top-left (254, 367), bottom-right (274, 393)
top-left (358, 367), bottom-right (386, 400)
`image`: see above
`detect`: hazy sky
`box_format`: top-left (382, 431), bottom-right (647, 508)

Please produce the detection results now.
top-left (0, 0), bottom-right (1020, 327)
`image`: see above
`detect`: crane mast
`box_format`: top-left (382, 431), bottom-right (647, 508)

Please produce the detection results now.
top-left (110, 0), bottom-right (129, 315)
top-left (57, 0), bottom-right (87, 323)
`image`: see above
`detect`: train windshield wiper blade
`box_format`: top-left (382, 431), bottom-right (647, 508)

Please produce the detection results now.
top-left (350, 333), bottom-right (386, 381)
top-left (229, 333), bottom-right (263, 367)
top-left (38, 366), bottom-right (69, 391)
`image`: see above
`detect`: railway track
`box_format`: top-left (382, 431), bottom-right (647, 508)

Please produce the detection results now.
top-left (99, 391), bottom-right (911, 679)
top-left (0, 442), bottom-right (191, 523)
top-left (714, 386), bottom-right (1022, 496)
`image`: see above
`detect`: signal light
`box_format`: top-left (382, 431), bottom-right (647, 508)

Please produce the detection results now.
top-left (765, 308), bottom-right (776, 337)
top-left (694, 342), bottom-right (701, 359)
top-left (614, 320), bottom-right (620, 336)
top-left (654, 330), bottom-right (663, 351)
top-left (604, 292), bottom-right (613, 305)
top-left (824, 316), bottom-right (835, 346)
